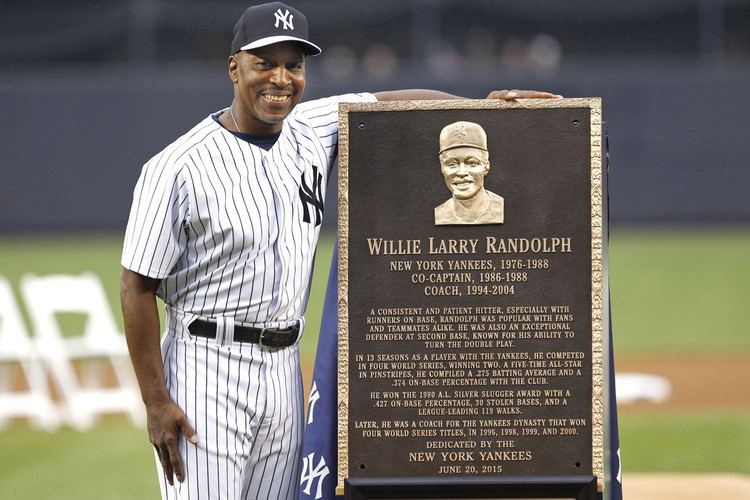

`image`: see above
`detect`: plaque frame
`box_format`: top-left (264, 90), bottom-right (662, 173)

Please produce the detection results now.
top-left (337, 98), bottom-right (605, 495)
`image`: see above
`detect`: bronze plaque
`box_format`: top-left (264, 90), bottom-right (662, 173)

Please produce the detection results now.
top-left (337, 99), bottom-right (604, 493)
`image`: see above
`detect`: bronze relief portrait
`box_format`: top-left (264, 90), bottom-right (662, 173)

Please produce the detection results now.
top-left (434, 121), bottom-right (504, 225)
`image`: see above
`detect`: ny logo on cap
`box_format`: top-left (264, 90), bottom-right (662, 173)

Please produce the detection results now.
top-left (274, 8), bottom-right (294, 30)
top-left (453, 124), bottom-right (467, 138)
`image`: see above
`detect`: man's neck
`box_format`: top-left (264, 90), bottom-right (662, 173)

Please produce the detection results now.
top-left (452, 190), bottom-right (490, 222)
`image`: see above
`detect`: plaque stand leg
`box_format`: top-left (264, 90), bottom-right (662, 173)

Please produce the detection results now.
top-left (345, 475), bottom-right (598, 500)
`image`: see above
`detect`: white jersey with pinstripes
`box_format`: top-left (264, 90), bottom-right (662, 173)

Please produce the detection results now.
top-left (122, 92), bottom-right (375, 500)
top-left (122, 92), bottom-right (375, 327)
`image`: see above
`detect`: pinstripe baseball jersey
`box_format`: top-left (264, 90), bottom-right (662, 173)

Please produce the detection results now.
top-left (122, 92), bottom-right (376, 327)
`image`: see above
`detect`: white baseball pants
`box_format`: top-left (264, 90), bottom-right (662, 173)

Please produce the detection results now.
top-left (156, 310), bottom-right (304, 500)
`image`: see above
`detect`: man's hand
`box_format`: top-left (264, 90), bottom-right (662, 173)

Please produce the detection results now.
top-left (486, 89), bottom-right (563, 100)
top-left (374, 89), bottom-right (563, 102)
top-left (147, 400), bottom-right (199, 485)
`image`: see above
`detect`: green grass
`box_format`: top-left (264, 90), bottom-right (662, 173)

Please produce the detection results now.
top-left (0, 420), bottom-right (157, 499)
top-left (609, 227), bottom-right (750, 354)
top-left (301, 235), bottom-right (335, 356)
top-left (0, 234), bottom-right (124, 331)
top-left (0, 233), bottom-right (334, 358)
top-left (0, 228), bottom-right (749, 499)
top-left (618, 410), bottom-right (750, 473)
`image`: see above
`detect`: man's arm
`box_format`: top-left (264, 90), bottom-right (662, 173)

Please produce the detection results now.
top-left (374, 89), bottom-right (562, 101)
top-left (120, 268), bottom-right (198, 485)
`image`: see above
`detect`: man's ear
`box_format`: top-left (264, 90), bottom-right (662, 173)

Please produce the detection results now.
top-left (228, 55), bottom-right (239, 83)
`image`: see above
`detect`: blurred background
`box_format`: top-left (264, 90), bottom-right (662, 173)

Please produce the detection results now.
top-left (0, 1), bottom-right (748, 498)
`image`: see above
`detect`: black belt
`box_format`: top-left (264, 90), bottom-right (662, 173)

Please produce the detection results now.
top-left (188, 319), bottom-right (300, 348)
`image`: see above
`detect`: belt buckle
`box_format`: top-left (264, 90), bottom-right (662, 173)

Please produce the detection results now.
top-left (259, 327), bottom-right (273, 347)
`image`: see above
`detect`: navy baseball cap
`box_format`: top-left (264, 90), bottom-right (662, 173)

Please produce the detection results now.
top-left (231, 2), bottom-right (322, 56)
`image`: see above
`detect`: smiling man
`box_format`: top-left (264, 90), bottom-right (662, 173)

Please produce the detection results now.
top-left (435, 121), bottom-right (505, 225)
top-left (120, 2), bottom-right (558, 499)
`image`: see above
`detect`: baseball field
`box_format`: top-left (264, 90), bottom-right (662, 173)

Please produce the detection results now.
top-left (0, 227), bottom-right (748, 499)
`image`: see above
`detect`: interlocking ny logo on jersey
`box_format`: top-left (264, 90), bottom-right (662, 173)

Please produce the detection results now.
top-left (274, 8), bottom-right (294, 30)
top-left (299, 165), bottom-right (324, 226)
top-left (300, 453), bottom-right (330, 500)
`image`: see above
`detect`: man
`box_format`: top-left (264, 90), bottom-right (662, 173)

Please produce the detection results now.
top-left (120, 2), bottom-right (561, 499)
top-left (434, 121), bottom-right (504, 225)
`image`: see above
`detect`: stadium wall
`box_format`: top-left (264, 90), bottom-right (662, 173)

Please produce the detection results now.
top-left (0, 64), bottom-right (748, 233)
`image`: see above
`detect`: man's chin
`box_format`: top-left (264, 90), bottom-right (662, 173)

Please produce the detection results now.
top-left (258, 112), bottom-right (290, 125)
top-left (256, 101), bottom-right (298, 125)
top-left (451, 189), bottom-right (479, 201)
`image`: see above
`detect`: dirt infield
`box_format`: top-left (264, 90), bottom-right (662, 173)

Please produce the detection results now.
top-left (624, 473), bottom-right (750, 500)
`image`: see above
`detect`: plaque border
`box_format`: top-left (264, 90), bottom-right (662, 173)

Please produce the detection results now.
top-left (337, 98), bottom-right (605, 494)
